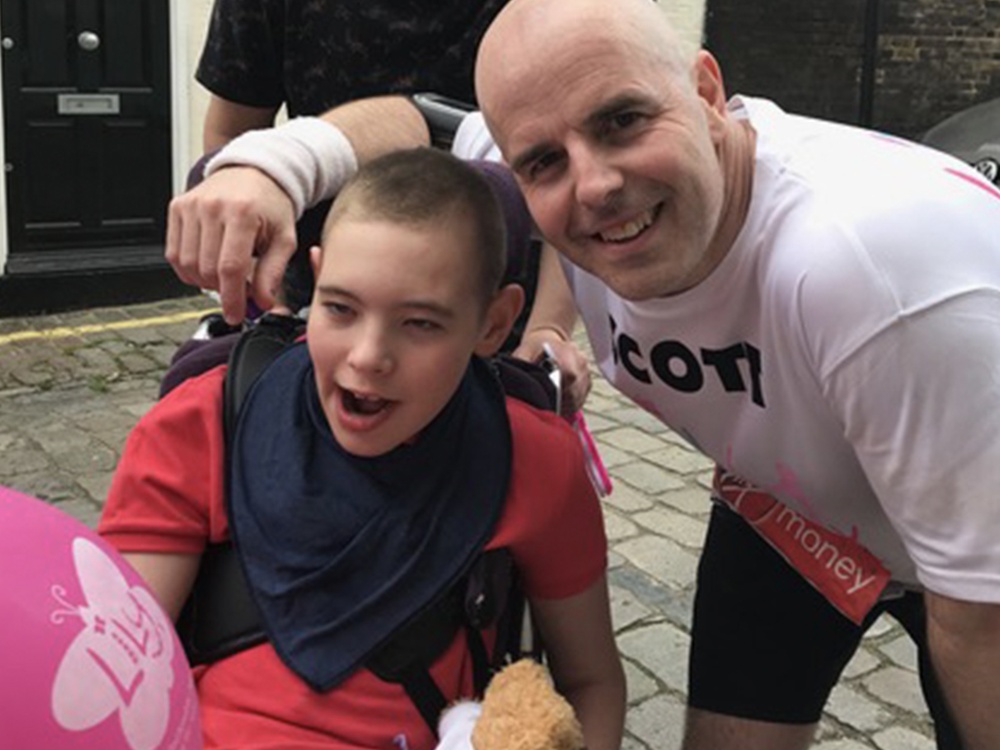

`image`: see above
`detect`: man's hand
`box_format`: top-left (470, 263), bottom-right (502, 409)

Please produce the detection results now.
top-left (513, 328), bottom-right (592, 415)
top-left (166, 166), bottom-right (298, 324)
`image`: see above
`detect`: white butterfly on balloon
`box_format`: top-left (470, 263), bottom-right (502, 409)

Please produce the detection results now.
top-left (49, 537), bottom-right (178, 750)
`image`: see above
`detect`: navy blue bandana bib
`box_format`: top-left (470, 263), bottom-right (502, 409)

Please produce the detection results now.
top-left (227, 344), bottom-right (511, 691)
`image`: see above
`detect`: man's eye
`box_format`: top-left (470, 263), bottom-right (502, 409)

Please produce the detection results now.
top-left (529, 152), bottom-right (564, 180)
top-left (609, 111), bottom-right (642, 132)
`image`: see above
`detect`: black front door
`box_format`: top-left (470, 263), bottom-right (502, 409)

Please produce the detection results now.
top-left (1, 0), bottom-right (171, 272)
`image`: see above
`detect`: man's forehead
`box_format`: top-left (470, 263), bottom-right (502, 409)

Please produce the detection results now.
top-left (495, 73), bottom-right (660, 147)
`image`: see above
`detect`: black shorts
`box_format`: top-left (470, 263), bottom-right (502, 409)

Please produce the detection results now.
top-left (689, 504), bottom-right (962, 748)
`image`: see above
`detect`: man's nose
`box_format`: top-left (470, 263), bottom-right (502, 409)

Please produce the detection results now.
top-left (347, 327), bottom-right (394, 375)
top-left (570, 143), bottom-right (624, 209)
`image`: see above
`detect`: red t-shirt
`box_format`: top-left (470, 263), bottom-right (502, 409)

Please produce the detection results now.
top-left (100, 366), bottom-right (606, 750)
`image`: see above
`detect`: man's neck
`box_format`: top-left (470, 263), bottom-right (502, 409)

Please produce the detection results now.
top-left (710, 118), bottom-right (757, 266)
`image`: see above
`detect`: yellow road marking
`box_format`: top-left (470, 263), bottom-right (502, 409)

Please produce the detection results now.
top-left (0, 309), bottom-right (219, 346)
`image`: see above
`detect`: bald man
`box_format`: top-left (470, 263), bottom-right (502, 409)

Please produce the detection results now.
top-left (475, 1), bottom-right (1000, 749)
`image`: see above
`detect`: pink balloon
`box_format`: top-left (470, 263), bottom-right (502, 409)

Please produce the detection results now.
top-left (0, 485), bottom-right (203, 750)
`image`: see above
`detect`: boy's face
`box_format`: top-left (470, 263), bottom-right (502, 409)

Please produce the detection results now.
top-left (307, 216), bottom-right (514, 457)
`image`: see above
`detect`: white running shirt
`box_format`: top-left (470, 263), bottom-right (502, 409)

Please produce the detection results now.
top-left (566, 97), bottom-right (1000, 599)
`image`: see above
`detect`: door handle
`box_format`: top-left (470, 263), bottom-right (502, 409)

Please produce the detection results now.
top-left (78, 31), bottom-right (100, 51)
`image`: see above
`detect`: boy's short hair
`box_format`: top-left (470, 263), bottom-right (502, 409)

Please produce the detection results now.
top-left (323, 148), bottom-right (509, 304)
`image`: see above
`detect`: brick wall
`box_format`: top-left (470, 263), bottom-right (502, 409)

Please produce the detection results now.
top-left (704, 0), bottom-right (1000, 139)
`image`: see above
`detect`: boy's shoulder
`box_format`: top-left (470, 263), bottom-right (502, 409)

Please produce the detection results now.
top-left (159, 363), bottom-right (227, 407)
top-left (143, 364), bottom-right (228, 439)
top-left (505, 397), bottom-right (580, 461)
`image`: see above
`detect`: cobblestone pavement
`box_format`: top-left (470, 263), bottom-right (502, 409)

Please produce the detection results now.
top-left (0, 294), bottom-right (936, 749)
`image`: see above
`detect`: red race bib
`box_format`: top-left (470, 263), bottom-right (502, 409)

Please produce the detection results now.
top-left (712, 467), bottom-right (890, 625)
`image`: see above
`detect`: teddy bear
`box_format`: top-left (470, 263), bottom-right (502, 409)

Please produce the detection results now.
top-left (436, 659), bottom-right (585, 750)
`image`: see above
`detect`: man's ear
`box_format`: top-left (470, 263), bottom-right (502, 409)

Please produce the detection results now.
top-left (309, 245), bottom-right (323, 277)
top-left (693, 50), bottom-right (729, 140)
top-left (475, 284), bottom-right (525, 357)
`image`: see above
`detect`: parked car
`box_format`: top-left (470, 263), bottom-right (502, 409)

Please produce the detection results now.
top-left (922, 97), bottom-right (1000, 185)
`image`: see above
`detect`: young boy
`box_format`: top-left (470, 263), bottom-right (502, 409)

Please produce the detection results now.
top-left (99, 149), bottom-right (625, 750)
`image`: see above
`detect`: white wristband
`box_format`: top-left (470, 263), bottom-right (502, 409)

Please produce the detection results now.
top-left (204, 117), bottom-right (359, 219)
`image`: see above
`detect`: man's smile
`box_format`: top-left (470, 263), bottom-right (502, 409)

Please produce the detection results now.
top-left (594, 205), bottom-right (660, 243)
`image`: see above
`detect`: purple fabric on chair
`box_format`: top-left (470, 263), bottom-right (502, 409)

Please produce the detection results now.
top-left (468, 159), bottom-right (534, 287)
top-left (159, 332), bottom-right (241, 399)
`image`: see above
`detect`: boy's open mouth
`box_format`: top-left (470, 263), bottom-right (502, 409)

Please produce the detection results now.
top-left (342, 389), bottom-right (392, 416)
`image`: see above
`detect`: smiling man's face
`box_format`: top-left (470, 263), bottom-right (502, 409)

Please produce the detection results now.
top-left (478, 0), bottom-right (730, 300)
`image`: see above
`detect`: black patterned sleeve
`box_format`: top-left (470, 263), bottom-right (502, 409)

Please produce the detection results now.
top-left (195, 0), bottom-right (287, 108)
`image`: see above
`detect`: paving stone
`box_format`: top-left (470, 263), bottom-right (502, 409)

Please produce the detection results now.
top-left (658, 429), bottom-right (702, 450)
top-left (609, 564), bottom-right (695, 630)
top-left (643, 444), bottom-right (714, 476)
top-left (615, 406), bottom-right (672, 434)
top-left (158, 320), bottom-right (205, 344)
top-left (841, 646), bottom-right (882, 679)
top-left (614, 534), bottom-right (700, 590)
top-left (50, 441), bottom-right (120, 475)
top-left (600, 426), bottom-right (671, 455)
top-left (814, 740), bottom-right (873, 750)
top-left (583, 392), bottom-right (623, 415)
top-left (878, 634), bottom-right (919, 672)
top-left (610, 583), bottom-right (654, 632)
top-left (67, 409), bottom-right (142, 448)
top-left (11, 365), bottom-right (55, 387)
top-left (4, 471), bottom-right (80, 504)
top-left (603, 481), bottom-right (656, 514)
top-left (596, 442), bottom-right (634, 469)
top-left (617, 622), bottom-right (690, 694)
top-left (118, 351), bottom-right (160, 375)
top-left (614, 460), bottom-right (687, 495)
top-left (147, 342), bottom-right (183, 368)
top-left (71, 345), bottom-right (121, 374)
top-left (578, 412), bottom-right (616, 433)
top-left (603, 508), bottom-right (640, 541)
top-left (632, 507), bottom-right (708, 550)
top-left (31, 422), bottom-right (93, 451)
top-left (52, 497), bottom-right (102, 528)
top-left (0, 317), bottom-right (33, 334)
top-left (3, 443), bottom-right (54, 473)
top-left (694, 470), bottom-right (714, 491)
top-left (619, 735), bottom-right (647, 750)
top-left (862, 666), bottom-right (929, 716)
top-left (622, 659), bottom-right (660, 704)
top-left (76, 471), bottom-right (115, 507)
top-left (624, 692), bottom-right (686, 750)
top-left (864, 614), bottom-right (898, 639)
top-left (656, 486), bottom-right (713, 517)
top-left (826, 682), bottom-right (893, 733)
top-left (872, 726), bottom-right (935, 750)
top-left (117, 324), bottom-right (176, 345)
top-left (589, 377), bottom-right (620, 400)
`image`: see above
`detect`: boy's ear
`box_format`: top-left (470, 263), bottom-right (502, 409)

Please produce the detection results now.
top-left (475, 284), bottom-right (525, 357)
top-left (309, 245), bottom-right (323, 277)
